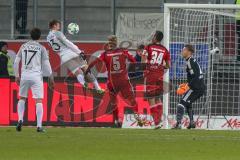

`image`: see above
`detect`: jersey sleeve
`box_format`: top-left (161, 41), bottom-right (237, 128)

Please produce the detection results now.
top-left (14, 45), bottom-right (24, 77)
top-left (124, 50), bottom-right (136, 63)
top-left (41, 46), bottom-right (49, 61)
top-left (40, 46), bottom-right (52, 76)
top-left (142, 46), bottom-right (149, 57)
top-left (42, 60), bottom-right (53, 77)
top-left (87, 52), bottom-right (105, 71)
top-left (164, 48), bottom-right (171, 61)
top-left (16, 45), bottom-right (23, 59)
top-left (188, 59), bottom-right (201, 89)
top-left (98, 52), bottom-right (105, 61)
top-left (55, 31), bottom-right (82, 54)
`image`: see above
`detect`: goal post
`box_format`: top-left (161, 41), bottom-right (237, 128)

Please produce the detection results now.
top-left (164, 3), bottom-right (240, 130)
top-left (163, 5), bottom-right (170, 129)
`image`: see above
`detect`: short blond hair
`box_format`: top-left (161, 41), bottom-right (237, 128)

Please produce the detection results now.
top-left (108, 35), bottom-right (117, 45)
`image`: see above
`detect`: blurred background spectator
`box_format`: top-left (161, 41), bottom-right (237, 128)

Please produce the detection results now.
top-left (128, 44), bottom-right (144, 79)
top-left (0, 41), bottom-right (14, 77)
top-left (15, 0), bottom-right (28, 39)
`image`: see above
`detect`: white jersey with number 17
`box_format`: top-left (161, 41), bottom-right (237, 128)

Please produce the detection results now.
top-left (17, 40), bottom-right (49, 80)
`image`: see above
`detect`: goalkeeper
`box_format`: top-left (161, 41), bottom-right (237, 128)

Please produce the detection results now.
top-left (173, 44), bottom-right (206, 129)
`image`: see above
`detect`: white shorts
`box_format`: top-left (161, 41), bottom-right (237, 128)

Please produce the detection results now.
top-left (60, 50), bottom-right (79, 64)
top-left (19, 77), bottom-right (43, 99)
top-left (60, 51), bottom-right (87, 74)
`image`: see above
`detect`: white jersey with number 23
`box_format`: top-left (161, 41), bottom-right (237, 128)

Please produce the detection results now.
top-left (47, 30), bottom-right (82, 64)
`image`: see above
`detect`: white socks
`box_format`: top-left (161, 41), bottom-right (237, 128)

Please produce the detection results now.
top-left (77, 74), bottom-right (85, 85)
top-left (17, 99), bottom-right (25, 122)
top-left (17, 100), bottom-right (43, 128)
top-left (93, 79), bottom-right (101, 90)
top-left (77, 74), bottom-right (101, 90)
top-left (36, 103), bottom-right (43, 128)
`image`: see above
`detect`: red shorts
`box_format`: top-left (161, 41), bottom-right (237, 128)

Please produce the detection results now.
top-left (144, 71), bottom-right (163, 98)
top-left (107, 79), bottom-right (135, 104)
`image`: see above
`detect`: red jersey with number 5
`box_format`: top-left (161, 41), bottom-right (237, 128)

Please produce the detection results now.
top-left (99, 48), bottom-right (136, 81)
top-left (144, 43), bottom-right (170, 74)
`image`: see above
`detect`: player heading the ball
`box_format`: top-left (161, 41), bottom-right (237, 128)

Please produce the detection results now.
top-left (47, 20), bottom-right (104, 94)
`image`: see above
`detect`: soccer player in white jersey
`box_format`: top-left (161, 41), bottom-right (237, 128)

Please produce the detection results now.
top-left (14, 28), bottom-right (54, 132)
top-left (47, 20), bottom-right (104, 93)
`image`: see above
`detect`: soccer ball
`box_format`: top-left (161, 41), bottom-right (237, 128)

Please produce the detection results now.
top-left (67, 23), bottom-right (79, 35)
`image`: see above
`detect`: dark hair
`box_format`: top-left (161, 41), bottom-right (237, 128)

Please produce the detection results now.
top-left (0, 41), bottom-right (7, 51)
top-left (184, 44), bottom-right (195, 53)
top-left (154, 31), bottom-right (164, 42)
top-left (30, 28), bottom-right (41, 40)
top-left (137, 44), bottom-right (145, 50)
top-left (49, 19), bottom-right (60, 29)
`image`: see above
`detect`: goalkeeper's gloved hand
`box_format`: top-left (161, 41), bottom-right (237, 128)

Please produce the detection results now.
top-left (179, 83), bottom-right (188, 88)
top-left (176, 83), bottom-right (190, 95)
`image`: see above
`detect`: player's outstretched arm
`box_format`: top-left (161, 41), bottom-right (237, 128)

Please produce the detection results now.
top-left (125, 50), bottom-right (140, 72)
top-left (55, 31), bottom-right (82, 54)
top-left (41, 46), bottom-right (54, 88)
top-left (14, 57), bottom-right (21, 85)
top-left (125, 51), bottom-right (136, 63)
top-left (43, 60), bottom-right (55, 89)
top-left (14, 46), bottom-right (23, 85)
top-left (85, 52), bottom-right (105, 75)
top-left (85, 58), bottom-right (99, 75)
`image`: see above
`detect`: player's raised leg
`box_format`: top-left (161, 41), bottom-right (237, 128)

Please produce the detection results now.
top-left (63, 55), bottom-right (103, 93)
top-left (47, 20), bottom-right (103, 93)
top-left (81, 65), bottom-right (104, 93)
top-left (75, 70), bottom-right (87, 87)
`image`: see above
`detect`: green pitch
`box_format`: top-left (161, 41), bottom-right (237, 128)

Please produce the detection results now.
top-left (0, 127), bottom-right (239, 160)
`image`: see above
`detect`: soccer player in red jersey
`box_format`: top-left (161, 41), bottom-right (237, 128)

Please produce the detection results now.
top-left (141, 31), bottom-right (171, 129)
top-left (86, 35), bottom-right (143, 127)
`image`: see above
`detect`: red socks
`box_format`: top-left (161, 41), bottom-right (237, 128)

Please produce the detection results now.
top-left (150, 103), bottom-right (163, 126)
top-left (131, 103), bottom-right (138, 114)
top-left (113, 108), bottom-right (119, 122)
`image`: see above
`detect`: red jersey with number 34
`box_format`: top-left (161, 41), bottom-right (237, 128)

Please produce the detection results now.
top-left (99, 48), bottom-right (136, 81)
top-left (144, 43), bottom-right (170, 75)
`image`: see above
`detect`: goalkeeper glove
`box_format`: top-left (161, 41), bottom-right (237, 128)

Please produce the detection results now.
top-left (176, 83), bottom-right (190, 95)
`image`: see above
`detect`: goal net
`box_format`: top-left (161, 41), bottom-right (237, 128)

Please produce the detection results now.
top-left (165, 4), bottom-right (240, 130)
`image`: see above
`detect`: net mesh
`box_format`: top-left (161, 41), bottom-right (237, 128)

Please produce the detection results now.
top-left (168, 7), bottom-right (240, 119)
